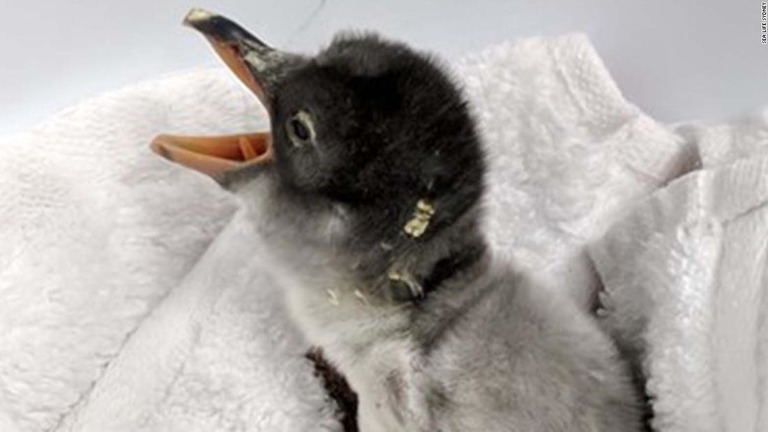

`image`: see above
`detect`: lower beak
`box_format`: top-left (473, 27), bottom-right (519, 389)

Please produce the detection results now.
top-left (151, 8), bottom-right (294, 179)
top-left (150, 132), bottom-right (271, 178)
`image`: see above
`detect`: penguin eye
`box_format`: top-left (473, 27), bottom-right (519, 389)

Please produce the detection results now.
top-left (291, 118), bottom-right (310, 140)
top-left (286, 111), bottom-right (315, 147)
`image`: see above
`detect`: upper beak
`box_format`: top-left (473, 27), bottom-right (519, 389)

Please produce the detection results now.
top-left (151, 8), bottom-right (297, 180)
top-left (182, 7), bottom-right (298, 111)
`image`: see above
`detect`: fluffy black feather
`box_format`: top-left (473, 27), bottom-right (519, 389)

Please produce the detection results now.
top-left (267, 34), bottom-right (486, 252)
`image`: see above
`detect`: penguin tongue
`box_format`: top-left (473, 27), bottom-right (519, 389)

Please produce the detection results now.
top-left (150, 8), bottom-right (292, 178)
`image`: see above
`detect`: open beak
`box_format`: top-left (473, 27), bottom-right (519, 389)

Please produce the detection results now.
top-left (150, 132), bottom-right (270, 178)
top-left (150, 8), bottom-right (296, 179)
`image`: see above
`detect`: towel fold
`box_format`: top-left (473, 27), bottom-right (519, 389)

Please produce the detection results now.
top-left (1, 32), bottom-right (762, 432)
top-left (591, 113), bottom-right (768, 432)
top-left (0, 70), bottom-right (249, 431)
top-left (456, 35), bottom-right (693, 308)
top-left (57, 212), bottom-right (339, 432)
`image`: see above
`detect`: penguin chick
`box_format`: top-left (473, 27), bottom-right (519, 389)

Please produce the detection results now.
top-left (158, 10), bottom-right (644, 432)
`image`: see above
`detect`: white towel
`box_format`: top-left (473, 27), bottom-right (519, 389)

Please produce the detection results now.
top-left (590, 111), bottom-right (768, 432)
top-left (0, 70), bottom-right (248, 432)
top-left (0, 34), bottom-right (709, 431)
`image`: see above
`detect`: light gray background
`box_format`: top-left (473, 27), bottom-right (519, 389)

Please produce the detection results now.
top-left (1, 0), bottom-right (766, 135)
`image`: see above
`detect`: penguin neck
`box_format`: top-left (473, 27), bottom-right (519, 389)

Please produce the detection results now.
top-left (281, 207), bottom-right (489, 362)
top-left (366, 214), bottom-right (488, 305)
top-left (292, 228), bottom-right (491, 404)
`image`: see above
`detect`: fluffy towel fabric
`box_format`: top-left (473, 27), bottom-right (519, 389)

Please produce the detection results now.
top-left (0, 31), bottom-right (751, 431)
top-left (457, 38), bottom-right (694, 307)
top-left (591, 112), bottom-right (768, 432)
top-left (0, 72), bottom-right (242, 432)
top-left (58, 211), bottom-right (340, 432)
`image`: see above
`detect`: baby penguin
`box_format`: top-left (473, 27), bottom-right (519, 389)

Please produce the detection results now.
top-left (154, 9), bottom-right (643, 432)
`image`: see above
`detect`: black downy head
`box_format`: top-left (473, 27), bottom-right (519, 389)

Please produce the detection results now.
top-left (270, 34), bottom-right (486, 244)
top-left (170, 9), bottom-right (488, 300)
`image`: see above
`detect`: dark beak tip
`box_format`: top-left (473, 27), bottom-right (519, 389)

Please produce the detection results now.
top-left (183, 8), bottom-right (216, 27)
top-left (182, 8), bottom-right (259, 47)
